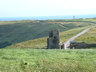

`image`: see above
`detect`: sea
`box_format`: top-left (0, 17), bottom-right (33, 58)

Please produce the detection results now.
top-left (0, 15), bottom-right (96, 21)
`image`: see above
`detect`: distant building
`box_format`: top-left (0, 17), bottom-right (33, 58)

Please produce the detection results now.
top-left (47, 29), bottom-right (60, 49)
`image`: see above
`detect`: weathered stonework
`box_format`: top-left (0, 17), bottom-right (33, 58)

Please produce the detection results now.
top-left (47, 29), bottom-right (60, 49)
top-left (70, 41), bottom-right (96, 49)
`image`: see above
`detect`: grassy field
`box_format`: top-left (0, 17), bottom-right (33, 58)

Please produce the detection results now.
top-left (75, 26), bottom-right (96, 44)
top-left (83, 18), bottom-right (96, 23)
top-left (0, 48), bottom-right (96, 72)
top-left (8, 26), bottom-right (89, 49)
top-left (0, 19), bottom-right (96, 72)
top-left (0, 19), bottom-right (93, 48)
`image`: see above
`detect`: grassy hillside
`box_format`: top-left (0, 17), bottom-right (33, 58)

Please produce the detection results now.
top-left (0, 19), bottom-right (96, 72)
top-left (83, 18), bottom-right (96, 23)
top-left (75, 26), bottom-right (96, 44)
top-left (0, 48), bottom-right (96, 72)
top-left (0, 20), bottom-right (93, 48)
top-left (8, 26), bottom-right (90, 49)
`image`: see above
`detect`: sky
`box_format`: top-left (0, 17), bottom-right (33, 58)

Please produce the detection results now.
top-left (0, 0), bottom-right (96, 17)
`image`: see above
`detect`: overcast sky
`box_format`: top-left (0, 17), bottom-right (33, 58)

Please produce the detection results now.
top-left (0, 0), bottom-right (96, 17)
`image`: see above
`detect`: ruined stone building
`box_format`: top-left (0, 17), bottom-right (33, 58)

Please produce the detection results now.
top-left (47, 29), bottom-right (60, 49)
top-left (47, 28), bottom-right (96, 49)
top-left (70, 41), bottom-right (96, 49)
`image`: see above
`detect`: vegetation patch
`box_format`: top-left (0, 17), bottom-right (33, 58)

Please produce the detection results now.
top-left (8, 27), bottom-right (89, 49)
top-left (75, 26), bottom-right (96, 44)
top-left (0, 19), bottom-right (93, 48)
top-left (0, 48), bottom-right (96, 72)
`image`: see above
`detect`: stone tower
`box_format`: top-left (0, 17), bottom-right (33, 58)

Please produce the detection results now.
top-left (47, 29), bottom-right (60, 49)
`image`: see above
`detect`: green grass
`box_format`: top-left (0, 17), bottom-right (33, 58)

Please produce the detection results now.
top-left (0, 48), bottom-right (96, 72)
top-left (83, 18), bottom-right (96, 23)
top-left (75, 26), bottom-right (96, 44)
top-left (0, 20), bottom-right (93, 46)
top-left (8, 26), bottom-right (89, 49)
top-left (0, 19), bottom-right (96, 72)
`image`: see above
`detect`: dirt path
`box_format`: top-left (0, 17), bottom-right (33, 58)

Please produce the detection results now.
top-left (64, 27), bottom-right (91, 49)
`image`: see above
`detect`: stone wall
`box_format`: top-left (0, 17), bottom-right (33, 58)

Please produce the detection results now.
top-left (70, 42), bottom-right (96, 49)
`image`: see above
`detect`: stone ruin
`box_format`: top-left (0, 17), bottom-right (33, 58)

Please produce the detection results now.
top-left (47, 29), bottom-right (60, 49)
top-left (70, 41), bottom-right (96, 49)
top-left (47, 29), bottom-right (96, 49)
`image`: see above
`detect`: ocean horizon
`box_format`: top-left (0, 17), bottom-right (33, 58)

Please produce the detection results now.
top-left (0, 15), bottom-right (96, 21)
